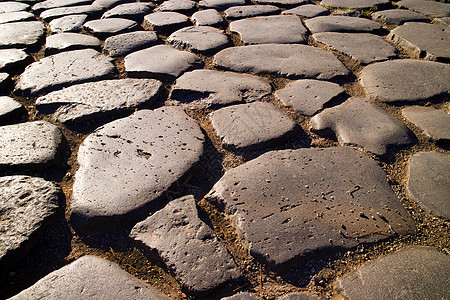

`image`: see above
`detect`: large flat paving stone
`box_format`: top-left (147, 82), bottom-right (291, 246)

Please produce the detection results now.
top-left (402, 106), bottom-right (450, 142)
top-left (45, 32), bottom-right (102, 55)
top-left (311, 97), bottom-right (413, 155)
top-left (282, 4), bottom-right (330, 18)
top-left (205, 147), bottom-right (414, 269)
top-left (224, 5), bottom-right (281, 20)
top-left (49, 14), bottom-right (87, 33)
top-left (130, 195), bottom-right (242, 294)
top-left (305, 16), bottom-right (382, 33)
top-left (104, 31), bottom-right (159, 57)
top-left (199, 0), bottom-right (246, 10)
top-left (192, 9), bottom-right (224, 26)
top-left (213, 44), bottom-right (349, 80)
top-left (16, 49), bottom-right (117, 97)
top-left (0, 21), bottom-right (45, 49)
top-left (101, 2), bottom-right (154, 21)
top-left (407, 152), bottom-right (450, 219)
top-left (0, 11), bottom-right (35, 24)
top-left (371, 9), bottom-right (429, 26)
top-left (398, 0), bottom-right (450, 18)
top-left (36, 78), bottom-right (162, 124)
top-left (167, 26), bottom-right (229, 53)
top-left (0, 1), bottom-right (29, 13)
top-left (169, 69), bottom-right (271, 108)
top-left (157, 0), bottom-right (196, 13)
top-left (230, 15), bottom-right (308, 45)
top-left (70, 107), bottom-right (204, 232)
top-left (320, 0), bottom-right (390, 9)
top-left (10, 255), bottom-right (171, 299)
top-left (253, 0), bottom-right (310, 8)
top-left (32, 0), bottom-right (91, 14)
top-left (143, 12), bottom-right (191, 33)
top-left (0, 121), bottom-right (62, 170)
top-left (360, 59), bottom-right (450, 103)
top-left (0, 96), bottom-right (24, 124)
top-left (0, 176), bottom-right (60, 270)
top-left (83, 18), bottom-right (139, 38)
top-left (40, 5), bottom-right (102, 21)
top-left (274, 79), bottom-right (344, 116)
top-left (335, 246), bottom-right (450, 299)
top-left (0, 49), bottom-right (32, 72)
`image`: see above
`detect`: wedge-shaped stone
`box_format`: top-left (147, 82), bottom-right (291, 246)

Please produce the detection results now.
top-left (83, 18), bottom-right (138, 38)
top-left (205, 147), bottom-right (413, 269)
top-left (0, 21), bottom-right (45, 49)
top-left (168, 26), bottom-right (229, 53)
top-left (398, 0), bottom-right (450, 18)
top-left (199, 0), bottom-right (246, 10)
top-left (49, 14), bottom-right (87, 33)
top-left (40, 5), bottom-right (102, 21)
top-left (101, 2), bottom-right (154, 21)
top-left (0, 1), bottom-right (29, 13)
top-left (32, 0), bottom-right (91, 14)
top-left (0, 11), bottom-right (35, 24)
top-left (305, 16), bottom-right (381, 33)
top-left (402, 106), bottom-right (450, 142)
top-left (224, 5), bottom-right (281, 20)
top-left (131, 195), bottom-right (242, 294)
top-left (70, 107), bottom-right (204, 232)
top-left (192, 9), bottom-right (224, 26)
top-left (104, 31), bottom-right (159, 57)
top-left (320, 0), bottom-right (389, 9)
top-left (253, 0), bottom-right (310, 7)
top-left (45, 32), bottom-right (102, 55)
top-left (282, 4), bottom-right (330, 18)
top-left (372, 9), bottom-right (428, 26)
top-left (0, 49), bottom-right (32, 72)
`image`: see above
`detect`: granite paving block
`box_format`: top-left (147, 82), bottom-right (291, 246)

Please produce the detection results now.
top-left (0, 96), bottom-right (24, 124)
top-left (168, 26), bottom-right (229, 53)
top-left (282, 4), bottom-right (330, 18)
top-left (224, 5), bottom-right (281, 19)
top-left (104, 31), bottom-right (158, 57)
top-left (143, 11), bottom-right (190, 33)
top-left (49, 14), bottom-right (87, 33)
top-left (101, 2), bottom-right (154, 21)
top-left (402, 106), bottom-right (450, 141)
top-left (305, 16), bottom-right (381, 33)
top-left (320, 0), bottom-right (390, 9)
top-left (253, 0), bottom-right (310, 8)
top-left (371, 9), bottom-right (429, 26)
top-left (40, 5), bottom-right (102, 21)
top-left (398, 0), bottom-right (450, 18)
top-left (192, 9), bottom-right (224, 26)
top-left (0, 21), bottom-right (45, 49)
top-left (0, 49), bottom-right (32, 72)
top-left (0, 1), bottom-right (29, 13)
top-left (45, 32), bottom-right (102, 55)
top-left (199, 0), bottom-right (246, 10)
top-left (32, 0), bottom-right (91, 14)
top-left (157, 0), bottom-right (196, 13)
top-left (83, 18), bottom-right (139, 38)
top-left (0, 11), bottom-right (35, 24)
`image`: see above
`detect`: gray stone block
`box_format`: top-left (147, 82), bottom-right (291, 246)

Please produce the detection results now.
top-left (45, 32), bottom-right (102, 55)
top-left (83, 18), bottom-right (139, 38)
top-left (402, 106), bottom-right (450, 142)
top-left (0, 1), bottom-right (29, 13)
top-left (40, 5), bottom-right (102, 21)
top-left (305, 16), bottom-right (382, 33)
top-left (0, 49), bottom-right (32, 72)
top-left (0, 96), bottom-right (24, 124)
top-left (143, 11), bottom-right (191, 33)
top-left (157, 0), bottom-right (196, 13)
top-left (199, 0), bottom-right (246, 10)
top-left (398, 0), bottom-right (450, 18)
top-left (101, 2), bottom-right (154, 22)
top-left (168, 26), bottom-right (229, 53)
top-left (282, 4), bottom-right (330, 18)
top-left (49, 14), bottom-right (87, 33)
top-left (0, 21), bottom-right (45, 49)
top-left (104, 31), bottom-right (159, 57)
top-left (32, 0), bottom-right (91, 14)
top-left (371, 9), bottom-right (429, 26)
top-left (192, 9), bottom-right (224, 26)
top-left (224, 5), bottom-right (281, 19)
top-left (0, 11), bottom-right (35, 24)
top-left (320, 0), bottom-right (390, 9)
top-left (253, 0), bottom-right (310, 8)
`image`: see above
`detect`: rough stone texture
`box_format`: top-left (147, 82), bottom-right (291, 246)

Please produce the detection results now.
top-left (398, 0), bottom-right (450, 18)
top-left (192, 9), bottom-right (224, 26)
top-left (70, 107), bottom-right (204, 232)
top-left (224, 5), bottom-right (281, 19)
top-left (0, 121), bottom-right (62, 170)
top-left (0, 176), bottom-right (60, 270)
top-left (214, 44), bottom-right (349, 80)
top-left (32, 0), bottom-right (91, 14)
top-left (104, 31), bottom-right (159, 57)
top-left (10, 255), bottom-right (171, 299)
top-left (282, 4), bottom-right (330, 18)
top-left (222, 293), bottom-right (261, 300)
top-left (274, 79), bottom-right (344, 116)
top-left (371, 9), bottom-right (429, 26)
top-left (0, 1), bottom-right (29, 13)
top-left (49, 14), bottom-right (87, 33)
top-left (313, 32), bottom-right (397, 64)
top-left (16, 49), bottom-right (117, 96)
top-left (0, 49), bottom-right (31, 72)
top-left (101, 2), bottom-right (154, 21)
top-left (320, 0), bottom-right (389, 9)
top-left (130, 195), bottom-right (242, 294)
top-left (360, 59), bottom-right (450, 103)
top-left (0, 96), bottom-right (24, 124)
top-left (40, 5), bottom-right (102, 21)
top-left (157, 0), bottom-right (196, 13)
top-left (0, 11), bottom-right (35, 24)
top-left (305, 16), bottom-right (382, 33)
top-left (407, 152), bottom-right (450, 219)
top-left (331, 9), bottom-right (361, 17)
top-left (169, 69), bottom-right (271, 108)
top-left (125, 45), bottom-right (202, 80)
top-left (205, 147), bottom-right (413, 268)
top-left (143, 12), bottom-right (191, 33)
top-left (168, 26), bottom-right (229, 53)
top-left (253, 0), bottom-right (310, 8)
top-left (230, 15), bottom-right (308, 45)
top-left (310, 97), bottom-right (414, 155)
top-left (45, 32), bottom-right (102, 55)
top-left (0, 21), bottom-right (45, 49)
top-left (199, 0), bottom-right (246, 10)
top-left (402, 106), bottom-right (450, 141)
top-left (278, 293), bottom-right (325, 300)
top-left (83, 18), bottom-right (139, 38)
top-left (335, 246), bottom-right (450, 299)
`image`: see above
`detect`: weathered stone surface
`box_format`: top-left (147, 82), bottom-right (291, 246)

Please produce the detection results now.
top-left (205, 147), bottom-right (413, 268)
top-left (398, 0), bottom-right (450, 18)
top-left (143, 12), bottom-right (190, 33)
top-left (320, 0), bottom-right (389, 9)
top-left (275, 79), bottom-right (344, 116)
top-left (32, 0), bottom-right (91, 14)
top-left (16, 49), bottom-right (117, 96)
top-left (10, 255), bottom-right (171, 299)
top-left (407, 152), bottom-right (450, 219)
top-left (125, 45), bottom-right (202, 80)
top-left (371, 9), bottom-right (429, 26)
top-left (230, 15), bottom-right (308, 44)
top-left (92, 0), bottom-right (132, 9)
top-left (331, 9), bottom-right (361, 17)
top-left (360, 59), bottom-right (450, 103)
top-left (0, 21), bottom-right (45, 48)
top-left (214, 44), bottom-right (349, 80)
top-left (168, 26), bottom-right (229, 53)
top-left (157, 0), bottom-right (196, 13)
top-left (313, 32), bottom-right (396, 64)
top-left (335, 246), bottom-right (450, 299)
top-left (0, 176), bottom-right (60, 270)
top-left (402, 106), bottom-right (450, 141)
top-left (253, 0), bottom-right (310, 7)
top-left (40, 5), bottom-right (102, 21)
top-left (224, 5), bottom-right (281, 19)
top-left (0, 1), bottom-right (29, 13)
top-left (434, 16), bottom-right (450, 25)
top-left (49, 14), bottom-right (87, 33)
top-left (45, 32), bottom-right (102, 55)
top-left (311, 97), bottom-right (413, 155)
top-left (222, 292), bottom-right (261, 300)
top-left (130, 195), bottom-right (242, 294)
top-left (0, 11), bottom-right (35, 24)
top-left (0, 96), bottom-right (24, 124)
top-left (282, 4), bottom-right (330, 18)
top-left (83, 18), bottom-right (139, 38)
top-left (0, 49), bottom-right (31, 72)
top-left (192, 9), bottom-right (224, 26)
top-left (70, 107), bottom-right (204, 232)
top-left (104, 31), bottom-right (159, 57)
top-left (278, 293), bottom-right (325, 300)
top-left (305, 16), bottom-right (382, 33)
top-left (36, 78), bottom-right (162, 123)
top-left (0, 121), bottom-right (62, 170)
top-left (101, 2), bottom-right (154, 21)
top-left (199, 0), bottom-right (246, 10)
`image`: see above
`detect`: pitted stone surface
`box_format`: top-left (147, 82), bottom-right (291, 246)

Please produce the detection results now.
top-left (0, 96), bottom-right (24, 124)
top-left (335, 246), bottom-right (450, 299)
top-left (398, 0), bottom-right (450, 18)
top-left (83, 18), bottom-right (138, 38)
top-left (143, 12), bottom-right (190, 33)
top-left (70, 107), bottom-right (204, 232)
top-left (16, 49), bottom-right (117, 96)
top-left (0, 49), bottom-right (31, 72)
top-left (125, 45), bottom-right (202, 79)
top-left (214, 44), bottom-right (349, 80)
top-left (32, 0), bottom-right (91, 14)
top-left (320, 0), bottom-right (389, 9)
top-left (104, 31), bottom-right (159, 57)
top-left (402, 106), bottom-right (450, 141)
top-left (305, 16), bottom-right (381, 33)
top-left (313, 32), bottom-right (396, 64)
top-left (0, 1), bottom-right (29, 13)
top-left (0, 176), bottom-right (60, 270)
top-left (0, 121), bottom-right (62, 170)
top-left (253, 0), bottom-right (310, 7)
top-left (10, 255), bottom-right (171, 299)
top-left (222, 293), bottom-right (261, 300)
top-left (45, 32), bottom-right (102, 55)
top-left (36, 78), bottom-right (162, 123)
top-left (49, 14), bottom-right (87, 33)
top-left (157, 0), bottom-right (196, 13)
top-left (168, 26), bottom-right (229, 53)
top-left (130, 195), bottom-right (242, 294)
top-left (224, 5), bottom-right (281, 19)
top-left (311, 97), bottom-right (413, 155)
top-left (282, 4), bottom-right (330, 18)
top-left (407, 152), bottom-right (450, 219)
top-left (205, 147), bottom-right (413, 268)
top-left (0, 11), bottom-right (35, 24)
top-left (209, 102), bottom-right (296, 150)
top-left (101, 2), bottom-right (154, 21)
top-left (230, 15), bottom-right (308, 45)
top-left (199, 0), bottom-right (246, 10)
top-left (40, 5), bottom-right (102, 21)
top-left (278, 293), bottom-right (326, 300)
top-left (372, 9), bottom-right (428, 26)
top-left (0, 21), bottom-right (45, 49)
top-left (275, 79), bottom-right (344, 116)
top-left (169, 69), bottom-right (271, 108)
top-left (192, 9), bottom-right (224, 26)
top-left (360, 59), bottom-right (450, 103)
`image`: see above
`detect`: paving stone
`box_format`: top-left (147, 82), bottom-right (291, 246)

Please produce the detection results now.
top-left (199, 0), bottom-right (246, 10)
top-left (49, 14), bottom-right (87, 33)
top-left (222, 292), bottom-right (261, 300)
top-left (192, 9), bottom-right (224, 26)
top-left (169, 69), bottom-right (271, 108)
top-left (274, 79), bottom-right (344, 116)
top-left (0, 1), bottom-right (29, 13)
top-left (224, 5), bottom-right (281, 19)
top-left (10, 255), bottom-right (172, 299)
top-left (335, 246), bottom-right (450, 299)
top-left (0, 96), bottom-right (24, 123)
top-left (104, 31), bottom-right (159, 57)
top-left (125, 45), bottom-right (202, 80)
top-left (168, 26), bottom-right (229, 53)
top-left (0, 175), bottom-right (60, 270)
top-left (360, 59), bottom-right (450, 103)
top-left (70, 107), bottom-right (204, 232)
top-left (253, 0), bottom-right (310, 8)
top-left (305, 16), bottom-right (382, 33)
top-left (282, 4), bottom-right (330, 18)
top-left (205, 147), bottom-right (413, 268)
top-left (209, 102), bottom-right (296, 150)
top-left (214, 44), bottom-right (349, 80)
top-left (230, 15), bottom-right (308, 45)
top-left (83, 18), bottom-right (139, 38)
top-left (398, 0), bottom-right (450, 18)
top-left (32, 0), bottom-right (91, 14)
top-left (371, 9), bottom-right (429, 26)
top-left (0, 121), bottom-right (62, 170)
top-left (331, 9), bottom-right (361, 17)
top-left (320, 0), bottom-right (390, 9)
top-left (16, 49), bottom-right (117, 96)
top-left (278, 293), bottom-right (325, 300)
top-left (45, 32), bottom-right (102, 55)
top-left (389, 22), bottom-right (450, 62)
top-left (407, 152), bottom-right (450, 219)
top-left (0, 11), bottom-right (35, 24)
top-left (130, 195), bottom-right (242, 294)
top-left (36, 78), bottom-right (162, 123)
top-left (402, 106), bottom-right (450, 141)
top-left (101, 2), bottom-right (154, 22)
top-left (0, 49), bottom-right (32, 72)
top-left (0, 21), bottom-right (45, 49)
top-left (92, 0), bottom-right (132, 9)
top-left (40, 5), bottom-right (103, 21)
top-left (143, 11), bottom-right (191, 33)
top-left (157, 0), bottom-right (196, 13)
top-left (313, 32), bottom-right (396, 64)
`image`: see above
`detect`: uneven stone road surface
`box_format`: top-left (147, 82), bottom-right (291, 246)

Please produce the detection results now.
top-left (0, 0), bottom-right (449, 299)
